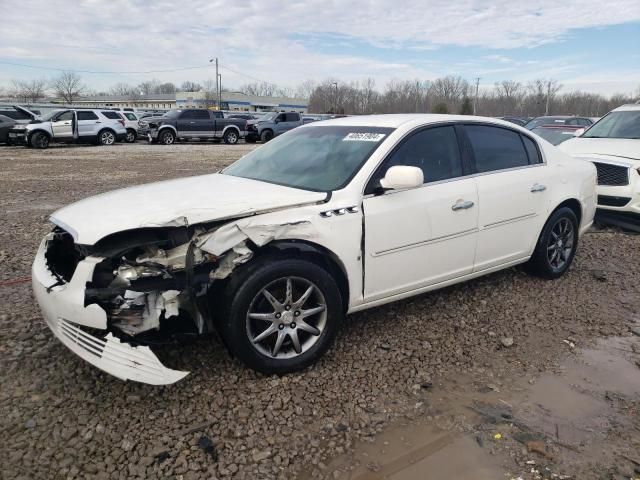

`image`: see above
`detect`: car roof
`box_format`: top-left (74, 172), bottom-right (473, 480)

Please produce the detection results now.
top-left (613, 104), bottom-right (640, 112)
top-left (308, 113), bottom-right (522, 129)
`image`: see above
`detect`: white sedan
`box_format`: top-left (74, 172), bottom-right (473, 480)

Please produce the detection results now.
top-left (32, 114), bottom-right (597, 384)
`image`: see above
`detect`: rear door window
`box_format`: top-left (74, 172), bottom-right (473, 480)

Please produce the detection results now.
top-left (465, 125), bottom-right (530, 173)
top-left (286, 113), bottom-right (300, 122)
top-left (192, 110), bottom-right (210, 120)
top-left (77, 111), bottom-right (99, 121)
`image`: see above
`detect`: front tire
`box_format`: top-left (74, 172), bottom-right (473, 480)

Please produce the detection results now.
top-left (260, 129), bottom-right (274, 142)
top-left (125, 129), bottom-right (137, 143)
top-left (223, 129), bottom-right (239, 145)
top-left (30, 132), bottom-right (49, 149)
top-left (525, 207), bottom-right (579, 279)
top-left (220, 258), bottom-right (343, 374)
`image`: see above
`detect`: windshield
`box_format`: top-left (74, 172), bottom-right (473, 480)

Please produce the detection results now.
top-left (260, 112), bottom-right (277, 121)
top-left (582, 111), bottom-right (640, 139)
top-left (525, 117), bottom-right (567, 129)
top-left (532, 127), bottom-right (578, 145)
top-left (223, 125), bottom-right (394, 191)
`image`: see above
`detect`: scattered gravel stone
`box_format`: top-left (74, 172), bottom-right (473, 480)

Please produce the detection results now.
top-left (1, 144), bottom-right (638, 479)
top-left (501, 337), bottom-right (514, 348)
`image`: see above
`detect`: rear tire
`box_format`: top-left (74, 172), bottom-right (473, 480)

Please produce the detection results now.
top-left (30, 132), bottom-right (49, 149)
top-left (98, 129), bottom-right (116, 146)
top-left (159, 129), bottom-right (175, 145)
top-left (219, 257), bottom-right (343, 374)
top-left (125, 129), bottom-right (137, 143)
top-left (223, 129), bottom-right (239, 145)
top-left (260, 129), bottom-right (274, 142)
top-left (525, 207), bottom-right (579, 279)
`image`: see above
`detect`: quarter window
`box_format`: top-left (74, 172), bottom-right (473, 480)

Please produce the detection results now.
top-left (465, 125), bottom-right (529, 173)
top-left (380, 126), bottom-right (463, 185)
top-left (77, 111), bottom-right (99, 121)
top-left (521, 135), bottom-right (542, 164)
top-left (101, 111), bottom-right (121, 120)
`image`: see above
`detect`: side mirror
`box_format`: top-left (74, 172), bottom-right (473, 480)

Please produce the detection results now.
top-left (573, 128), bottom-right (585, 137)
top-left (380, 166), bottom-right (424, 190)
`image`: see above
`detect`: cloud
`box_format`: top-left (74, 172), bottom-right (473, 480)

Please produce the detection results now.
top-left (0, 0), bottom-right (638, 93)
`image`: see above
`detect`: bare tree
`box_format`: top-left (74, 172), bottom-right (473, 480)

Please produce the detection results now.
top-left (494, 80), bottom-right (523, 115)
top-left (181, 81), bottom-right (202, 92)
top-left (138, 79), bottom-right (160, 95)
top-left (109, 82), bottom-right (134, 96)
top-left (51, 71), bottom-right (86, 104)
top-left (201, 78), bottom-right (218, 108)
top-left (11, 78), bottom-right (47, 103)
top-left (239, 82), bottom-right (278, 97)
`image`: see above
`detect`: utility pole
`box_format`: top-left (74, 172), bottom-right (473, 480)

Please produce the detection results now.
top-left (215, 58), bottom-right (220, 110)
top-left (545, 80), bottom-right (551, 116)
top-left (218, 72), bottom-right (222, 110)
top-left (331, 82), bottom-right (338, 114)
top-left (473, 77), bottom-right (480, 115)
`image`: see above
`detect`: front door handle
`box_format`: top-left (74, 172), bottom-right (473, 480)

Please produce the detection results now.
top-left (531, 183), bottom-right (547, 193)
top-left (452, 200), bottom-right (475, 211)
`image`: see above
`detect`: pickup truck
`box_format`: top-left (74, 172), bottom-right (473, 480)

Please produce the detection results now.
top-left (148, 109), bottom-right (246, 145)
top-left (245, 111), bottom-right (303, 143)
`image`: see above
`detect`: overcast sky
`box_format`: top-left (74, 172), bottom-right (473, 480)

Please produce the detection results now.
top-left (1, 0), bottom-right (639, 96)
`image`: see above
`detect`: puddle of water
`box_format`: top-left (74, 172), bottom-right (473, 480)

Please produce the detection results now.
top-left (329, 421), bottom-right (503, 480)
top-left (323, 334), bottom-right (640, 479)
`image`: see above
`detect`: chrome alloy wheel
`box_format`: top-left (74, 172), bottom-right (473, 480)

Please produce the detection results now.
top-left (246, 277), bottom-right (327, 359)
top-left (547, 217), bottom-right (574, 270)
top-left (101, 131), bottom-right (115, 145)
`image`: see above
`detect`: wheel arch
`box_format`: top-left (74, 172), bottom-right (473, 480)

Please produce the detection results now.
top-left (158, 125), bottom-right (178, 135)
top-left (251, 239), bottom-right (350, 313)
top-left (222, 125), bottom-right (240, 136)
top-left (27, 128), bottom-right (51, 141)
top-left (552, 198), bottom-right (582, 226)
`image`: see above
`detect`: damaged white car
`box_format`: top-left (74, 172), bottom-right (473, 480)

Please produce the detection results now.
top-left (33, 115), bottom-right (597, 385)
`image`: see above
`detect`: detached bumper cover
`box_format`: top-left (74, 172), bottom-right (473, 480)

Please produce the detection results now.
top-left (32, 236), bottom-right (189, 385)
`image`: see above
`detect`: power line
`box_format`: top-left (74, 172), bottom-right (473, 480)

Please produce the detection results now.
top-left (0, 60), bottom-right (216, 75)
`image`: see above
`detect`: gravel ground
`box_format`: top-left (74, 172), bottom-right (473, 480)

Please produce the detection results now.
top-left (1, 142), bottom-right (639, 479)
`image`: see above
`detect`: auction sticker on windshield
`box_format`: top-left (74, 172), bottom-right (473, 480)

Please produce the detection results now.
top-left (343, 132), bottom-right (387, 142)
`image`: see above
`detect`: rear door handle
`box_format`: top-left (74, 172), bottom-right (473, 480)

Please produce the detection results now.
top-left (531, 183), bottom-right (547, 193)
top-left (452, 200), bottom-right (475, 211)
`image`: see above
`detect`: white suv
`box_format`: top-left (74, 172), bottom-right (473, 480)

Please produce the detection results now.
top-left (560, 104), bottom-right (640, 229)
top-left (20, 109), bottom-right (127, 149)
top-left (120, 111), bottom-right (140, 143)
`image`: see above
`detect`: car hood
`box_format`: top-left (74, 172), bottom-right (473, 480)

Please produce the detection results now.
top-left (559, 138), bottom-right (640, 163)
top-left (50, 173), bottom-right (327, 245)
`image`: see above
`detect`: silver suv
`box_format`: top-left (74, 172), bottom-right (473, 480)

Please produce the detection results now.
top-left (17, 109), bottom-right (127, 149)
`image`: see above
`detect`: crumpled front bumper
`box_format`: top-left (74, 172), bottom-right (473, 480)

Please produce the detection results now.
top-left (32, 235), bottom-right (189, 385)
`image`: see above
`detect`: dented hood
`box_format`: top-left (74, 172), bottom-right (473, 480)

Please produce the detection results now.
top-left (51, 173), bottom-right (326, 244)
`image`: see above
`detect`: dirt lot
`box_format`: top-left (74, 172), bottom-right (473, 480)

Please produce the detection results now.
top-left (1, 142), bottom-right (639, 480)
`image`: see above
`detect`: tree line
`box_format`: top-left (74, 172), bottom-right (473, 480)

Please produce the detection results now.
top-left (5, 71), bottom-right (639, 117)
top-left (306, 77), bottom-right (640, 117)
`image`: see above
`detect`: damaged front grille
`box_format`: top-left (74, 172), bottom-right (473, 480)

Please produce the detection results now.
top-left (45, 228), bottom-right (85, 283)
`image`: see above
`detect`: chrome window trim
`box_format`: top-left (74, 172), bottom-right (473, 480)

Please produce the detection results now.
top-left (361, 119), bottom-right (547, 197)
